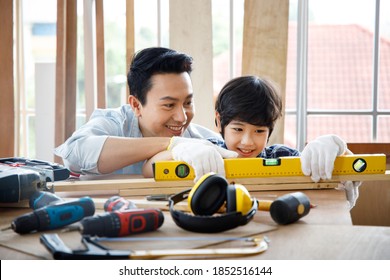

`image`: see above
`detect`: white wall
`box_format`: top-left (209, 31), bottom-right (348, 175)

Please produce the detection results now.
top-left (35, 62), bottom-right (55, 161)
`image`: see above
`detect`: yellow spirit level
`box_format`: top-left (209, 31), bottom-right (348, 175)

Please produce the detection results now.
top-left (153, 154), bottom-right (386, 181)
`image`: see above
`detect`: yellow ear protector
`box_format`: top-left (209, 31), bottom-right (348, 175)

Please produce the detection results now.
top-left (169, 173), bottom-right (258, 233)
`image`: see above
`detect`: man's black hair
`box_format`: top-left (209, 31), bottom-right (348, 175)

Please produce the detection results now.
top-left (215, 75), bottom-right (283, 138)
top-left (127, 47), bottom-right (193, 105)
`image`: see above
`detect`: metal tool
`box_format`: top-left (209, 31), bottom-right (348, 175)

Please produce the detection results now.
top-left (104, 195), bottom-right (137, 212)
top-left (153, 154), bottom-right (386, 181)
top-left (67, 208), bottom-right (164, 237)
top-left (40, 233), bottom-right (268, 260)
top-left (0, 165), bottom-right (51, 203)
top-left (29, 191), bottom-right (64, 210)
top-left (0, 157), bottom-right (70, 182)
top-left (11, 196), bottom-right (95, 234)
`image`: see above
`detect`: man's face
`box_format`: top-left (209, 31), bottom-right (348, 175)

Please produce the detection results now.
top-left (216, 115), bottom-right (269, 158)
top-left (129, 72), bottom-right (195, 137)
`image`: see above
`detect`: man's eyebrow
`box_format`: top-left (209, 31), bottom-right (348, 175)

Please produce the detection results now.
top-left (159, 94), bottom-right (193, 101)
top-left (159, 96), bottom-right (179, 101)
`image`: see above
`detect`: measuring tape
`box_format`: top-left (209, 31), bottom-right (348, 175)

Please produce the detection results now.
top-left (153, 154), bottom-right (386, 181)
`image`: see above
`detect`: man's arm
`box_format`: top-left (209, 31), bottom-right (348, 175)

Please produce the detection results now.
top-left (142, 150), bottom-right (172, 178)
top-left (98, 137), bottom-right (170, 174)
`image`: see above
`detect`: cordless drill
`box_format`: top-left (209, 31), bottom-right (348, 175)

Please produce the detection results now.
top-left (103, 195), bottom-right (137, 211)
top-left (0, 166), bottom-right (50, 203)
top-left (29, 191), bottom-right (64, 210)
top-left (68, 196), bottom-right (164, 237)
top-left (77, 208), bottom-right (164, 237)
top-left (11, 196), bottom-right (95, 234)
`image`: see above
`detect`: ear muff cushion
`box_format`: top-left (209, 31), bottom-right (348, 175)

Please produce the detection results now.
top-left (189, 173), bottom-right (228, 215)
top-left (226, 185), bottom-right (237, 212)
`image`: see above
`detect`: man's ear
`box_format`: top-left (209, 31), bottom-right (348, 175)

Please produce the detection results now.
top-left (215, 111), bottom-right (222, 133)
top-left (128, 95), bottom-right (142, 117)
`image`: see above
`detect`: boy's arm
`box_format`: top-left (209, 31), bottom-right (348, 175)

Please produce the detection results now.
top-left (300, 134), bottom-right (361, 208)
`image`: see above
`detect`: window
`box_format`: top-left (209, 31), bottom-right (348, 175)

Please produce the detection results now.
top-left (17, 0), bottom-right (389, 159)
top-left (287, 0), bottom-right (390, 149)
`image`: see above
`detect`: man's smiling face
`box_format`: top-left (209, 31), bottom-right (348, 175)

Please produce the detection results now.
top-left (129, 72), bottom-right (195, 137)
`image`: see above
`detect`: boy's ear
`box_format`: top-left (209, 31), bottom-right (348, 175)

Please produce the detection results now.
top-left (215, 112), bottom-right (222, 133)
top-left (128, 95), bottom-right (142, 117)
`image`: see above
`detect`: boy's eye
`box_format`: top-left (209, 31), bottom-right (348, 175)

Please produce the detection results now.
top-left (255, 129), bottom-right (268, 134)
top-left (232, 127), bottom-right (243, 132)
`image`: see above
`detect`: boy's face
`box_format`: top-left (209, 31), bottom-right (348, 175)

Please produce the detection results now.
top-left (216, 116), bottom-right (269, 158)
top-left (129, 73), bottom-right (194, 137)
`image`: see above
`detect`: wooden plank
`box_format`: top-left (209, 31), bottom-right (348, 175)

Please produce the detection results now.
top-left (64, 0), bottom-right (78, 138)
top-left (83, 0), bottom-right (96, 119)
top-left (55, 0), bottom-right (77, 156)
top-left (242, 0), bottom-right (289, 145)
top-left (126, 0), bottom-right (135, 101)
top-left (55, 0), bottom-right (66, 155)
top-left (169, 0), bottom-right (214, 131)
top-left (95, 0), bottom-right (106, 109)
top-left (53, 171), bottom-right (389, 194)
top-left (348, 143), bottom-right (390, 226)
top-left (348, 143), bottom-right (390, 163)
top-left (0, 0), bottom-right (14, 157)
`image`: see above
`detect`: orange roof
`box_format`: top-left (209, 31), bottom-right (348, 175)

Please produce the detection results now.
top-left (213, 24), bottom-right (390, 143)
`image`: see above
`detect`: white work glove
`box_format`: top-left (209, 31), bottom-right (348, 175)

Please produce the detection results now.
top-left (336, 148), bottom-right (362, 209)
top-left (337, 180), bottom-right (361, 209)
top-left (168, 137), bottom-right (238, 182)
top-left (300, 134), bottom-right (347, 182)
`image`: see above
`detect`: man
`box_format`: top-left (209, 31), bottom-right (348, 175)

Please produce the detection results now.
top-left (56, 47), bottom-right (355, 203)
top-left (55, 47), bottom-right (237, 178)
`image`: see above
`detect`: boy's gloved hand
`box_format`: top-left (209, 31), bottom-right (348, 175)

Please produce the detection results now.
top-left (300, 134), bottom-right (347, 182)
top-left (337, 180), bottom-right (361, 209)
top-left (168, 137), bottom-right (238, 182)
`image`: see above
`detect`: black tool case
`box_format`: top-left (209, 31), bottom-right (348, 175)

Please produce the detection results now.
top-left (0, 157), bottom-right (70, 181)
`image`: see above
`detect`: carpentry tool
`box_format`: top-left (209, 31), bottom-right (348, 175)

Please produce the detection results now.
top-left (0, 165), bottom-right (51, 204)
top-left (10, 196), bottom-right (95, 234)
top-left (104, 195), bottom-right (137, 212)
top-left (40, 233), bottom-right (268, 260)
top-left (0, 157), bottom-right (70, 182)
top-left (67, 208), bottom-right (164, 237)
top-left (29, 191), bottom-right (64, 210)
top-left (268, 192), bottom-right (311, 225)
top-left (153, 154), bottom-right (386, 181)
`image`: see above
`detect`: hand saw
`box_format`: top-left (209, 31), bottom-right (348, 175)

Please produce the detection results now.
top-left (153, 154), bottom-right (386, 181)
top-left (40, 234), bottom-right (268, 259)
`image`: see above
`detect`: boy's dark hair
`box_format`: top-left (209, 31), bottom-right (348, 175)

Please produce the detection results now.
top-left (127, 47), bottom-right (193, 105)
top-left (215, 75), bottom-right (283, 138)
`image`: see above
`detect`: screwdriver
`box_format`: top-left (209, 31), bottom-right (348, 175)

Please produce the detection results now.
top-left (68, 208), bottom-right (164, 237)
top-left (11, 196), bottom-right (95, 234)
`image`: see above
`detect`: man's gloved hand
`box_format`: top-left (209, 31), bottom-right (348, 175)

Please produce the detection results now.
top-left (168, 137), bottom-right (238, 182)
top-left (300, 134), bottom-right (347, 182)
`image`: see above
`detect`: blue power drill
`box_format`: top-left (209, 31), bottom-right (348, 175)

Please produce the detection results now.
top-left (11, 196), bottom-right (95, 234)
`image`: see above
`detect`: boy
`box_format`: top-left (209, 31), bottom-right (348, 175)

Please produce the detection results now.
top-left (143, 75), bottom-right (360, 207)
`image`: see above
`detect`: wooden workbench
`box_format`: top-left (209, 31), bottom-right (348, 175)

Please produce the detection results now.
top-left (1, 185), bottom-right (389, 260)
